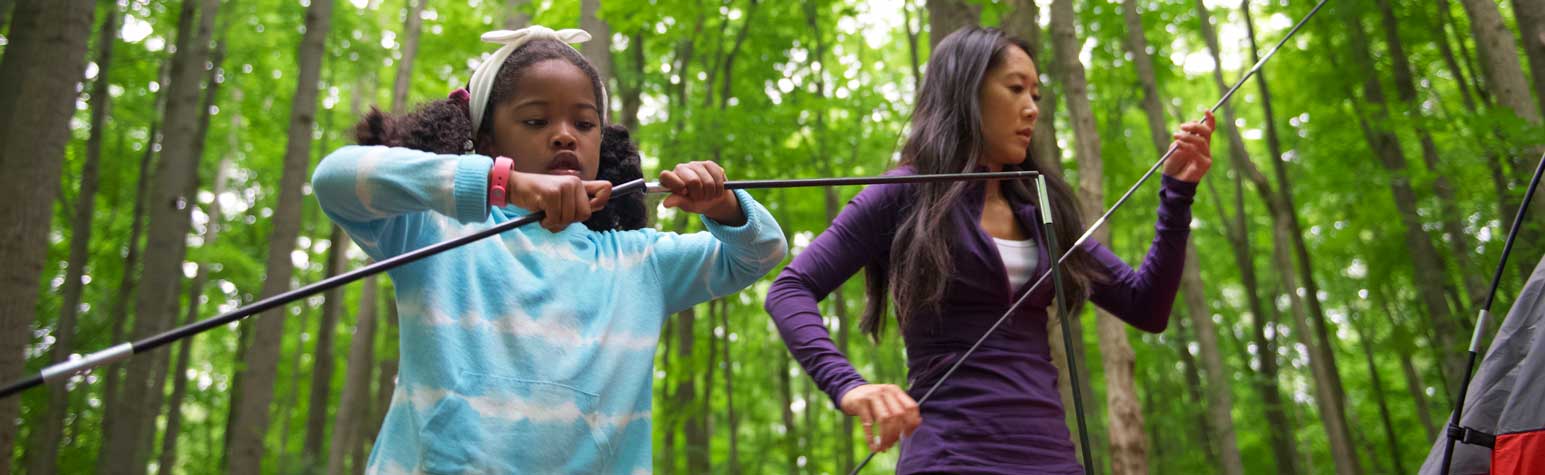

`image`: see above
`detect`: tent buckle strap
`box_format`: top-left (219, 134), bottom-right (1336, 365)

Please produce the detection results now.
top-left (1447, 424), bottom-right (1496, 448)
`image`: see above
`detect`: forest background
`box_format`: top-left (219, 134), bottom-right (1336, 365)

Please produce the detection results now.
top-left (2, 0), bottom-right (1545, 474)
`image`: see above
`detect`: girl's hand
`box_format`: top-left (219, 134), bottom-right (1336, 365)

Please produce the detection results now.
top-left (839, 384), bottom-right (922, 452)
top-left (508, 171), bottom-right (612, 232)
top-left (1164, 110), bottom-right (1215, 183)
top-left (659, 161), bottom-right (744, 225)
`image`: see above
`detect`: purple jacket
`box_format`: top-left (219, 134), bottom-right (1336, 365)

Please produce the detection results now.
top-left (764, 170), bottom-right (1196, 474)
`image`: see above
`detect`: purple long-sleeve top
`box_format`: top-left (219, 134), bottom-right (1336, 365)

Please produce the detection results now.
top-left (764, 170), bottom-right (1197, 474)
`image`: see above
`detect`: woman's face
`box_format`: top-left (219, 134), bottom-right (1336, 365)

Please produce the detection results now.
top-left (481, 59), bottom-right (602, 180)
top-left (977, 46), bottom-right (1041, 171)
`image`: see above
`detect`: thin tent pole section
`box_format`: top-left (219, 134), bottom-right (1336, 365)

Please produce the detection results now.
top-left (0, 170), bottom-right (1043, 400)
top-left (1439, 150), bottom-right (1545, 475)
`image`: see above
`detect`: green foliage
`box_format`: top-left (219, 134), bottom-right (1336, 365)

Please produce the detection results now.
top-left (11, 0), bottom-right (1545, 473)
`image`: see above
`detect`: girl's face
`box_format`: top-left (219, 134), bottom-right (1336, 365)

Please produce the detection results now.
top-left (977, 46), bottom-right (1041, 171)
top-left (482, 59), bottom-right (602, 180)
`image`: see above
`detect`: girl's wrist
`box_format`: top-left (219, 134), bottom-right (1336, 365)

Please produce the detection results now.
top-left (703, 191), bottom-right (745, 226)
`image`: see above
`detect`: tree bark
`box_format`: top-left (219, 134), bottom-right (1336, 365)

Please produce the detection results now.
top-left (326, 275), bottom-right (377, 475)
top-left (225, 0), bottom-right (334, 472)
top-left (1512, 0), bottom-right (1545, 115)
top-left (1120, 2), bottom-right (1246, 473)
top-left (302, 225), bottom-right (347, 461)
top-left (504, 0), bottom-right (529, 30)
top-left (391, 0), bottom-right (424, 114)
top-left (925, 0), bottom-right (979, 47)
top-left (25, 7), bottom-right (114, 474)
top-left (0, 0), bottom-right (94, 470)
top-left (1003, 0), bottom-right (1062, 187)
top-left (1457, 0), bottom-right (1542, 126)
top-left (678, 306), bottom-right (708, 473)
top-left (1374, 0), bottom-right (1488, 312)
top-left (1343, 8), bottom-right (1465, 397)
top-left (719, 302), bottom-right (740, 474)
top-left (1351, 315), bottom-right (1406, 474)
top-left (98, 0), bottom-right (216, 470)
top-left (619, 31), bottom-right (643, 131)
top-left (580, 0), bottom-right (612, 93)
top-left (1051, 0), bottom-right (1148, 472)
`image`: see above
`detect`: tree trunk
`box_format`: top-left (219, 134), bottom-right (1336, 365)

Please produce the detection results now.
top-left (1512, 0), bottom-right (1545, 115)
top-left (620, 31), bottom-right (643, 131)
top-left (1458, 0), bottom-right (1542, 125)
top-left (779, 354), bottom-right (797, 475)
top-left (1050, 1), bottom-right (1149, 472)
top-left (326, 275), bottom-right (377, 475)
top-left (368, 291), bottom-right (399, 451)
top-left (1171, 316), bottom-right (1217, 464)
top-left (504, 0), bottom-right (528, 30)
top-left (902, 0), bottom-right (922, 91)
top-left (1351, 316), bottom-right (1406, 474)
top-left (391, 0), bottom-right (424, 114)
top-left (302, 226), bottom-right (347, 461)
top-left (225, 1), bottom-right (334, 472)
top-left (677, 306), bottom-right (708, 473)
top-left (1374, 0), bottom-right (1488, 312)
top-left (925, 0), bottom-right (979, 47)
top-left (96, 113), bottom-right (157, 468)
top-left (274, 306), bottom-right (314, 475)
top-left (0, 0), bottom-right (94, 470)
top-left (720, 302), bottom-right (740, 474)
top-left (98, 0), bottom-right (216, 470)
top-left (580, 0), bottom-right (612, 91)
top-left (25, 7), bottom-right (114, 474)
top-left (1120, 2), bottom-right (1245, 473)
top-left (1342, 9), bottom-right (1465, 397)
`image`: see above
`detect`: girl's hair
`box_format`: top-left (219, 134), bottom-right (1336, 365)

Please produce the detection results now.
top-left (353, 39), bottom-right (646, 231)
top-left (860, 26), bottom-right (1103, 339)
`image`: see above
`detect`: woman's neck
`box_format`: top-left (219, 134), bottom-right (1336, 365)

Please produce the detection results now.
top-left (983, 161), bottom-right (1005, 201)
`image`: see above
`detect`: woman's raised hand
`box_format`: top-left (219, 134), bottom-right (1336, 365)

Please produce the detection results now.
top-left (839, 383), bottom-right (923, 452)
top-left (1164, 110), bottom-right (1216, 183)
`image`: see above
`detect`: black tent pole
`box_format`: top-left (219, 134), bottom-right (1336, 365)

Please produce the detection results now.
top-left (1440, 150), bottom-right (1545, 474)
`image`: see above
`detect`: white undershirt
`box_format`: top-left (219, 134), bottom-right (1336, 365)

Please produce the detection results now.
top-left (993, 237), bottom-right (1039, 290)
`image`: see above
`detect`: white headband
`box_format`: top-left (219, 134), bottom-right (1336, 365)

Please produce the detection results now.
top-left (468, 26), bottom-right (608, 136)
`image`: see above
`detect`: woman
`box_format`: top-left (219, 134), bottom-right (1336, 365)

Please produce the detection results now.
top-left (763, 26), bottom-right (1212, 473)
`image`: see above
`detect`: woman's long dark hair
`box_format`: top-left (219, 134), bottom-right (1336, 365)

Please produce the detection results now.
top-left (352, 39), bottom-right (646, 231)
top-left (860, 26), bottom-right (1102, 339)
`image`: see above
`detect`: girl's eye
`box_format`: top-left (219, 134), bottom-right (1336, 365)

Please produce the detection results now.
top-left (576, 120), bottom-right (597, 131)
top-left (523, 119), bottom-right (548, 128)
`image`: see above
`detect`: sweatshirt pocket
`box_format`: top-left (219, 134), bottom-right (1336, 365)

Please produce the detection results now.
top-left (418, 373), bottom-right (615, 474)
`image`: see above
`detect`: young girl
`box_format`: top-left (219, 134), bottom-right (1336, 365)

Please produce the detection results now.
top-left (313, 26), bottom-right (786, 474)
top-left (764, 27), bottom-right (1213, 473)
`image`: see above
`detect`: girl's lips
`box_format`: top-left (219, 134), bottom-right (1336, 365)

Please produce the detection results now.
top-left (547, 152), bottom-right (583, 174)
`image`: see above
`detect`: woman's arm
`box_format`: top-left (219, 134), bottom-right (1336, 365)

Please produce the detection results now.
top-left (1086, 175), bottom-right (1197, 333)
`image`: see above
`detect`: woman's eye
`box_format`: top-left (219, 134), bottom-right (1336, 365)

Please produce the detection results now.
top-left (1032, 93), bottom-right (1043, 102)
top-left (522, 119), bottom-right (548, 128)
top-left (1009, 84), bottom-right (1026, 94)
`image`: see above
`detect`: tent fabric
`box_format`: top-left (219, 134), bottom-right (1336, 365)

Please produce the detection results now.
top-left (1420, 255), bottom-right (1545, 475)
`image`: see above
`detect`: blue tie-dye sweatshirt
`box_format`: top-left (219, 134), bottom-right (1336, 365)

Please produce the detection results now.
top-left (311, 145), bottom-right (787, 474)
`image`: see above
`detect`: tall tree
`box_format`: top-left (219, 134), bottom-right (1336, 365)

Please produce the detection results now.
top-left (303, 226), bottom-right (347, 461)
top-left (225, 0), bottom-right (335, 471)
top-left (25, 7), bottom-right (116, 474)
top-left (1457, 0), bottom-right (1541, 127)
top-left (1514, 0), bottom-right (1545, 115)
top-left (925, 0), bottom-right (979, 47)
top-left (1374, 0), bottom-right (1487, 311)
top-left (152, 35), bottom-right (230, 475)
top-left (580, 0), bottom-right (612, 88)
top-left (1051, 0), bottom-right (1150, 472)
top-left (1119, 2), bottom-right (1246, 473)
top-left (326, 275), bottom-right (377, 475)
top-left (97, 0), bottom-right (218, 471)
top-left (0, 0), bottom-right (94, 470)
top-left (391, 0), bottom-right (425, 113)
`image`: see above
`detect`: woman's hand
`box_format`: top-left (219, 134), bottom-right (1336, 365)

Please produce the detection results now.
top-left (1164, 110), bottom-right (1215, 183)
top-left (659, 161), bottom-right (745, 225)
top-left (508, 171), bottom-right (613, 232)
top-left (839, 384), bottom-right (922, 452)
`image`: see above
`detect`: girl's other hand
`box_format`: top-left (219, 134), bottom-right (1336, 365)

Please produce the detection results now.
top-left (659, 161), bottom-right (744, 225)
top-left (509, 170), bottom-right (612, 232)
top-left (1164, 110), bottom-right (1215, 183)
top-left (839, 383), bottom-right (923, 453)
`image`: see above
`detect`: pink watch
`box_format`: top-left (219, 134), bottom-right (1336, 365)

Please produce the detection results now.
top-left (490, 156), bottom-right (514, 207)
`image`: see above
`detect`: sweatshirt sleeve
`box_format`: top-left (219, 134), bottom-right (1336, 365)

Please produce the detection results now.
top-left (1086, 175), bottom-right (1197, 333)
top-left (763, 183), bottom-right (906, 406)
top-left (311, 145), bottom-right (493, 258)
top-left (646, 189), bottom-right (788, 315)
